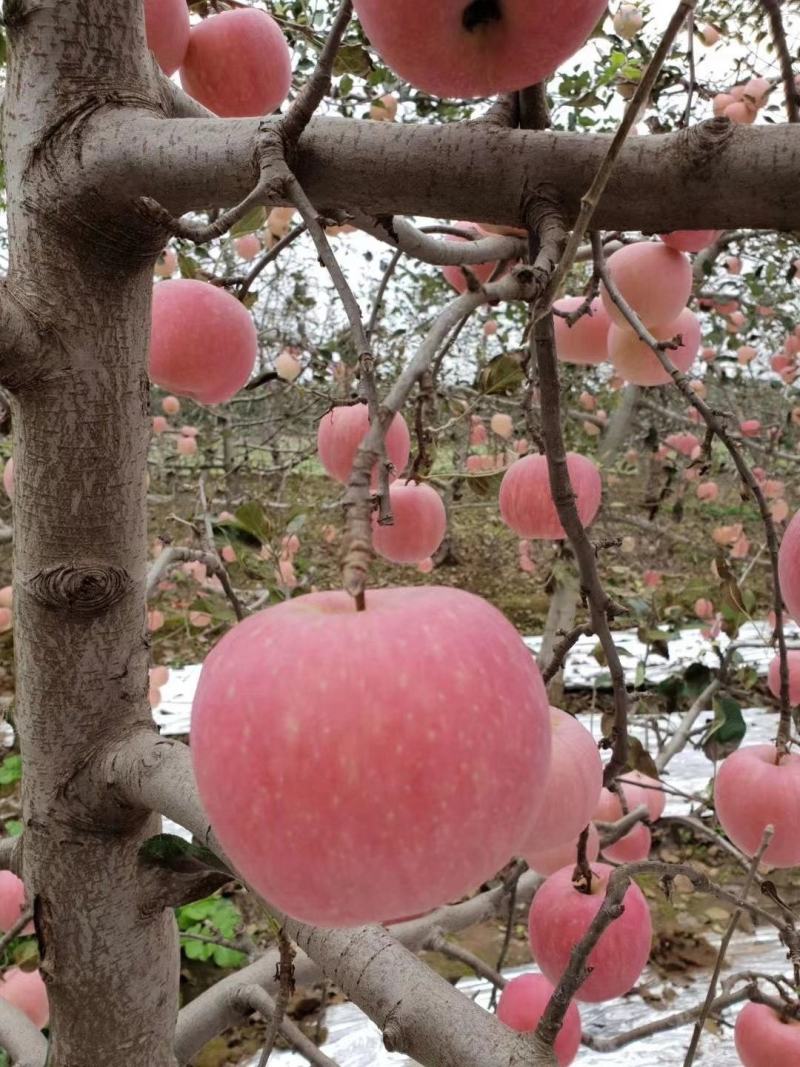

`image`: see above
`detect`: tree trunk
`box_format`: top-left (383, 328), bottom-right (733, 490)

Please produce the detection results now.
top-left (3, 1), bottom-right (179, 1062)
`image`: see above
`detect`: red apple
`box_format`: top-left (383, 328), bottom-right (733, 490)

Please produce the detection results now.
top-left (499, 453), bottom-right (602, 540)
top-left (351, 0), bottom-right (607, 99)
top-left (519, 708), bottom-right (603, 854)
top-left (150, 280), bottom-right (257, 404)
top-left (491, 413), bottom-right (513, 439)
top-left (659, 230), bottom-right (722, 254)
top-left (664, 432), bottom-right (700, 458)
top-left (525, 824), bottom-right (600, 877)
top-left (0, 968), bottom-right (48, 1029)
top-left (735, 1001), bottom-right (800, 1066)
top-left (180, 9), bottom-right (292, 117)
top-left (372, 482), bottom-right (447, 564)
top-left (0, 873), bottom-right (33, 935)
top-left (608, 309), bottom-right (701, 387)
top-left (234, 234), bottom-right (261, 261)
top-left (740, 419), bottom-right (762, 437)
top-left (317, 404), bottom-right (411, 484)
top-left (497, 973), bottom-right (582, 1064)
top-left (144, 0), bottom-right (190, 75)
top-left (715, 744), bottom-right (800, 867)
top-left (442, 223), bottom-right (500, 294)
top-left (191, 587), bottom-right (552, 926)
top-left (553, 297), bottom-right (611, 366)
top-left (528, 862), bottom-right (652, 1002)
top-left (779, 509), bottom-right (800, 625)
top-left (595, 771), bottom-right (665, 823)
top-left (601, 243), bottom-right (692, 328)
top-left (602, 822), bottom-right (652, 863)
top-left (767, 651), bottom-right (800, 705)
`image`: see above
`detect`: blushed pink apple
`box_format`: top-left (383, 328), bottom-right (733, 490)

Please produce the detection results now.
top-left (767, 651), bottom-right (800, 705)
top-left (491, 413), bottom-right (513, 439)
top-left (735, 1001), bottom-right (800, 1066)
top-left (595, 772), bottom-right (665, 822)
top-left (613, 5), bottom-right (643, 40)
top-left (602, 822), bottom-right (652, 863)
top-left (161, 395), bottom-right (180, 415)
top-left (317, 404), bottom-right (410, 484)
top-left (740, 419), bottom-right (761, 437)
top-left (695, 598), bottom-right (715, 620)
top-left (519, 707), bottom-right (603, 855)
top-left (191, 586), bottom-right (552, 926)
top-left (180, 9), bottom-right (292, 117)
top-left (150, 280), bottom-right (257, 404)
top-left (234, 234), bottom-right (261, 260)
top-left (713, 92), bottom-right (735, 115)
top-left (177, 436), bottom-right (197, 456)
top-left (0, 968), bottom-right (48, 1029)
top-left (525, 823), bottom-right (600, 876)
top-left (0, 873), bottom-right (33, 935)
top-left (553, 297), bottom-right (611, 365)
top-left (144, 0), bottom-right (190, 75)
top-left (372, 482), bottom-right (447, 564)
top-left (154, 248), bottom-right (178, 278)
top-left (152, 415), bottom-right (168, 434)
top-left (715, 744), bottom-right (800, 867)
top-left (499, 453), bottom-right (602, 540)
top-left (497, 973), bottom-right (582, 1064)
top-left (483, 319), bottom-right (498, 337)
top-left (275, 347), bottom-right (303, 382)
top-left (664, 432), bottom-right (700, 457)
top-left (601, 244), bottom-right (692, 328)
top-left (442, 223), bottom-right (499, 294)
top-left (738, 345), bottom-right (757, 365)
top-left (725, 101), bottom-right (757, 124)
top-left (700, 23), bottom-right (721, 45)
top-left (369, 93), bottom-right (398, 121)
top-left (659, 230), bottom-right (721, 254)
top-left (696, 481), bottom-right (719, 502)
top-left (528, 862), bottom-right (652, 1002)
top-left (0, 587), bottom-right (12, 610)
top-left (608, 309), bottom-right (700, 386)
top-left (351, 0), bottom-right (607, 100)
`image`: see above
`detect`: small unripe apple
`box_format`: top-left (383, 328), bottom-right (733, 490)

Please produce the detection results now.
top-left (499, 453), bottom-right (602, 541)
top-left (180, 9), bottom-right (292, 118)
top-left (191, 586), bottom-right (552, 926)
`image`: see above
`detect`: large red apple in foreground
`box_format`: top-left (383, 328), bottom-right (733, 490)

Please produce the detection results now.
top-left (715, 744), bottom-right (800, 867)
top-left (735, 1001), bottom-right (800, 1065)
top-left (192, 587), bottom-right (552, 926)
top-left (497, 973), bottom-right (582, 1064)
top-left (778, 509), bottom-right (800, 625)
top-left (601, 243), bottom-right (692, 328)
top-left (352, 0), bottom-right (607, 99)
top-left (317, 404), bottom-right (411, 484)
top-left (144, 0), bottom-right (190, 75)
top-left (180, 9), bottom-right (292, 117)
top-left (499, 453), bottom-right (602, 540)
top-left (519, 707), bottom-right (603, 854)
top-left (150, 280), bottom-right (257, 404)
top-left (0, 968), bottom-right (49, 1029)
top-left (528, 863), bottom-right (652, 1002)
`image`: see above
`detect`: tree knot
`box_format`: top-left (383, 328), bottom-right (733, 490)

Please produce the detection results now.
top-left (24, 562), bottom-right (132, 615)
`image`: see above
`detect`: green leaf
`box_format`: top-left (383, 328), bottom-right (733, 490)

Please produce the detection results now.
top-left (333, 43), bottom-right (373, 78)
top-left (231, 206), bottom-right (267, 237)
top-left (478, 353), bottom-right (525, 395)
top-left (3, 820), bottom-right (23, 838)
top-left (139, 834), bottom-right (229, 877)
top-left (703, 696), bottom-right (746, 762)
top-left (212, 945), bottom-right (247, 968)
top-left (178, 253), bottom-right (199, 280)
top-left (0, 755), bottom-right (22, 787)
top-left (231, 502), bottom-right (273, 545)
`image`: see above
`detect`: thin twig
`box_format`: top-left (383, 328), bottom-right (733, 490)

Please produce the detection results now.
top-left (257, 931), bottom-right (296, 1067)
top-left (759, 0), bottom-right (800, 122)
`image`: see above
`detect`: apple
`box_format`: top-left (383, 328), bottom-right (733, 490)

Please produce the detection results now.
top-left (607, 308), bottom-right (701, 387)
top-left (177, 435), bottom-right (197, 456)
top-left (700, 23), bottom-right (721, 45)
top-left (161, 395), bottom-right (180, 416)
top-left (144, 0), bottom-right (190, 75)
top-left (779, 509), bottom-right (800, 624)
top-left (154, 248), bottom-right (178, 278)
top-left (595, 771), bottom-right (666, 822)
top-left (0, 587), bottom-right (12, 610)
top-left (442, 222), bottom-right (500, 294)
top-left (234, 234), bottom-right (261, 261)
top-left (659, 230), bottom-right (722, 254)
top-left (613, 5), bottom-right (643, 40)
top-left (519, 708), bottom-right (603, 855)
top-left (191, 586), bottom-right (552, 926)
top-left (497, 973), bottom-right (582, 1064)
top-left (372, 482), bottom-right (447, 564)
top-left (738, 345), bottom-right (757, 365)
top-left (695, 598), bottom-right (715, 621)
top-left (528, 862), bottom-right (652, 1002)
top-left (499, 453), bottom-right (602, 540)
top-left (152, 415), bottom-right (168, 434)
top-left (275, 347), bottom-right (303, 382)
top-left (317, 404), bottom-right (410, 485)
top-left (150, 280), bottom-right (257, 404)
top-left (0, 873), bottom-right (33, 935)
top-left (491, 413), bottom-right (513, 440)
top-left (664, 432), bottom-right (700, 458)
top-left (525, 823), bottom-right (600, 877)
top-left (767, 651), bottom-right (800, 705)
top-left (369, 93), bottom-right (398, 121)
top-left (351, 0), bottom-right (608, 100)
top-left (601, 243), bottom-right (692, 329)
top-left (735, 1001), bottom-right (800, 1066)
top-left (553, 297), bottom-right (611, 366)
top-left (601, 822), bottom-right (652, 863)
top-left (180, 9), bottom-right (292, 118)
top-left (0, 968), bottom-right (49, 1029)
top-left (740, 419), bottom-right (761, 437)
top-left (715, 744), bottom-right (800, 867)
top-left (725, 101), bottom-right (757, 124)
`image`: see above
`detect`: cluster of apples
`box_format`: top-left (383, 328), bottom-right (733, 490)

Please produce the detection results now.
top-left (0, 872), bottom-right (48, 1031)
top-left (712, 76), bottom-right (772, 125)
top-left (152, 395), bottom-right (201, 456)
top-left (769, 324), bottom-right (800, 384)
top-left (315, 403), bottom-right (449, 566)
top-left (555, 237), bottom-right (707, 386)
top-left (145, 1), bottom-right (291, 118)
